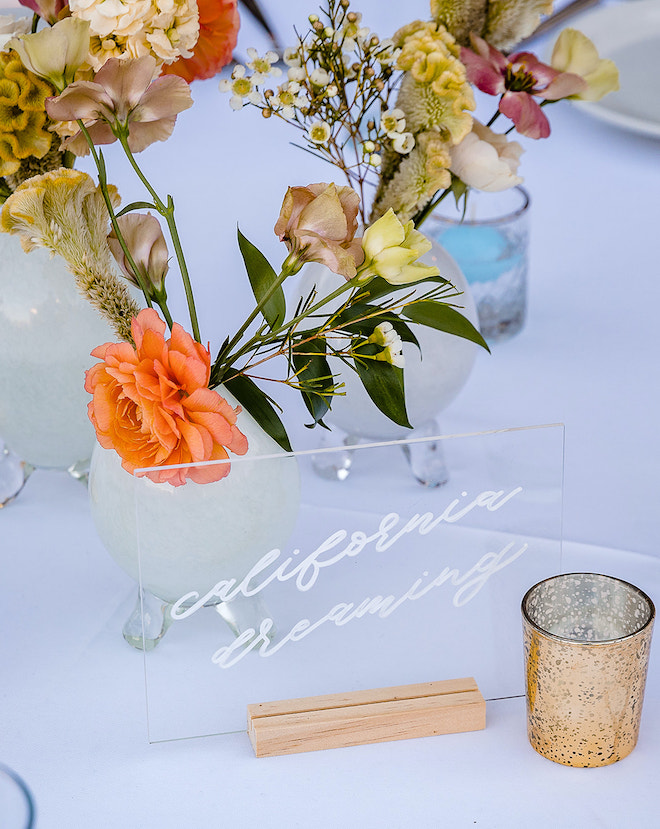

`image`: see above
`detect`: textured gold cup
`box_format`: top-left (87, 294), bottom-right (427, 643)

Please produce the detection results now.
top-left (522, 573), bottom-right (654, 767)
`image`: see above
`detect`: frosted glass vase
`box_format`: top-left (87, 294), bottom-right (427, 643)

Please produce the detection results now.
top-left (0, 231), bottom-right (115, 483)
top-left (298, 240), bottom-right (479, 484)
top-left (88, 389), bottom-right (301, 649)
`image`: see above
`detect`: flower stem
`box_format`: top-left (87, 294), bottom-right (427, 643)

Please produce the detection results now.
top-left (117, 132), bottom-right (201, 343)
top-left (77, 120), bottom-right (154, 310)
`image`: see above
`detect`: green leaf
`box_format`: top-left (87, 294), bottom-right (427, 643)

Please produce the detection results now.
top-left (237, 228), bottom-right (285, 330)
top-left (116, 201), bottom-right (158, 217)
top-left (222, 374), bottom-right (292, 453)
top-left (353, 358), bottom-right (412, 429)
top-left (292, 338), bottom-right (334, 428)
top-left (402, 300), bottom-right (490, 352)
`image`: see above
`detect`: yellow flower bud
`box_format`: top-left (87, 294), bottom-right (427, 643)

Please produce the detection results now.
top-left (357, 209), bottom-right (440, 285)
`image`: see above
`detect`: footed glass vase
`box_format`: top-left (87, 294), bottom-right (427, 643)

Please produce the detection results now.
top-left (88, 389), bottom-right (301, 650)
top-left (299, 239), bottom-right (480, 486)
top-left (0, 231), bottom-right (116, 501)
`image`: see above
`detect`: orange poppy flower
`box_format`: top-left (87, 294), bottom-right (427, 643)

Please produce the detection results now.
top-left (162, 0), bottom-right (240, 82)
top-left (85, 308), bottom-right (248, 486)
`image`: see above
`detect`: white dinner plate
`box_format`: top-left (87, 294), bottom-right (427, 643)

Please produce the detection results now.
top-left (565, 0), bottom-right (660, 138)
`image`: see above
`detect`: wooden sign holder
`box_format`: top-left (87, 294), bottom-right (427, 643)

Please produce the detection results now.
top-left (247, 677), bottom-right (485, 757)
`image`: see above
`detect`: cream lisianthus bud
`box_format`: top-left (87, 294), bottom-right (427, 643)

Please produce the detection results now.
top-left (108, 213), bottom-right (169, 296)
top-left (550, 28), bottom-right (620, 102)
top-left (357, 209), bottom-right (440, 285)
top-left (449, 120), bottom-right (523, 192)
top-left (9, 17), bottom-right (90, 92)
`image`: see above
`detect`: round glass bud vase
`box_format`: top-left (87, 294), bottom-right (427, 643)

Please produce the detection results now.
top-left (0, 231), bottom-right (116, 500)
top-left (88, 389), bottom-right (301, 650)
top-left (424, 186), bottom-right (530, 344)
top-left (298, 240), bottom-right (479, 486)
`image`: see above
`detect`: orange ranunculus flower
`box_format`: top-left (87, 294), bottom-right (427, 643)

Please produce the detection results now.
top-left (162, 0), bottom-right (240, 82)
top-left (85, 308), bottom-right (248, 486)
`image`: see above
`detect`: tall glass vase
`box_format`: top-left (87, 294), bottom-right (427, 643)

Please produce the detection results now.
top-left (0, 231), bottom-right (116, 501)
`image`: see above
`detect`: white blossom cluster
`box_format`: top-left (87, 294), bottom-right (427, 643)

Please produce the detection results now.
top-left (218, 0), bottom-right (414, 184)
top-left (69, 0), bottom-right (200, 71)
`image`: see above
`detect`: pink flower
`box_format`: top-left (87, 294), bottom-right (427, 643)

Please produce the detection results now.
top-left (45, 55), bottom-right (192, 155)
top-left (85, 309), bottom-right (248, 486)
top-left (461, 35), bottom-right (587, 139)
top-left (274, 183), bottom-right (364, 279)
top-left (19, 0), bottom-right (67, 25)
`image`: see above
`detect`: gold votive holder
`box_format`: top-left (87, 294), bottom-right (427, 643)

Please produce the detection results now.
top-left (522, 572), bottom-right (654, 767)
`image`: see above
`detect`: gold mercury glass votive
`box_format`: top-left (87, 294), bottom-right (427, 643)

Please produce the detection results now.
top-left (522, 573), bottom-right (655, 767)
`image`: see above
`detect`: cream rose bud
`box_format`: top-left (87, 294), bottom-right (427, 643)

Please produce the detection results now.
top-left (449, 120), bottom-right (524, 193)
top-left (274, 183), bottom-right (365, 279)
top-left (357, 209), bottom-right (440, 286)
top-left (550, 28), bottom-right (620, 102)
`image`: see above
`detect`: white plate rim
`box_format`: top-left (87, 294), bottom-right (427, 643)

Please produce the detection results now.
top-left (562, 0), bottom-right (660, 139)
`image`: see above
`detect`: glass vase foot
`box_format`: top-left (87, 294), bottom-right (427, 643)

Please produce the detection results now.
top-left (0, 442), bottom-right (33, 508)
top-left (215, 592), bottom-right (277, 645)
top-left (400, 419), bottom-right (449, 487)
top-left (310, 420), bottom-right (449, 486)
top-left (123, 589), bottom-right (174, 651)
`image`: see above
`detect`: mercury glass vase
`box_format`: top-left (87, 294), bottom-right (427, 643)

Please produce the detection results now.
top-left (298, 239), bottom-right (479, 486)
top-left (88, 388), bottom-right (301, 650)
top-left (0, 231), bottom-right (116, 501)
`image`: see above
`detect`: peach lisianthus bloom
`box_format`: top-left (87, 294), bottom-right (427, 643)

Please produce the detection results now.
top-left (274, 182), bottom-right (364, 279)
top-left (162, 0), bottom-right (240, 82)
top-left (85, 308), bottom-right (248, 486)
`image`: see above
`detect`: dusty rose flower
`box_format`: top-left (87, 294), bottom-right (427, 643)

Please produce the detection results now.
top-left (85, 308), bottom-right (249, 486)
top-left (45, 55), bottom-right (193, 155)
top-left (274, 183), bottom-right (364, 279)
top-left (107, 213), bottom-right (169, 296)
top-left (449, 120), bottom-right (523, 192)
top-left (461, 35), bottom-right (587, 139)
top-left (162, 0), bottom-right (239, 82)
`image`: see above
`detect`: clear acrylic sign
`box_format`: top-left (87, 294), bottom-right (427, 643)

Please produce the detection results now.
top-left (135, 424), bottom-right (564, 742)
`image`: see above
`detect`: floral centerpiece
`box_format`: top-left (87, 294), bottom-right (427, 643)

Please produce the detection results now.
top-left (0, 0), bottom-right (488, 488)
top-left (219, 0), bottom-right (619, 227)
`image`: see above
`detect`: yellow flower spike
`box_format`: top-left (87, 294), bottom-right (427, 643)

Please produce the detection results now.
top-left (550, 29), bottom-right (620, 102)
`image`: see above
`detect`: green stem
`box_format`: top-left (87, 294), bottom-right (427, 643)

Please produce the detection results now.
top-left (117, 132), bottom-right (200, 342)
top-left (487, 109), bottom-right (500, 128)
top-left (413, 187), bottom-right (451, 228)
top-left (219, 260), bottom-right (299, 365)
top-left (77, 120), bottom-right (154, 310)
top-left (219, 274), bottom-right (358, 371)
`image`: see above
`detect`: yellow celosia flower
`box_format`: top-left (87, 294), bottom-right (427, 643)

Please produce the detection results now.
top-left (370, 132), bottom-right (452, 224)
top-left (1, 169), bottom-right (141, 341)
top-left (357, 209), bottom-right (440, 286)
top-left (0, 50), bottom-right (56, 177)
top-left (550, 29), bottom-right (620, 102)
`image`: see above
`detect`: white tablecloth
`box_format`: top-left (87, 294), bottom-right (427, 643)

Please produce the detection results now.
top-left (1, 1), bottom-right (659, 826)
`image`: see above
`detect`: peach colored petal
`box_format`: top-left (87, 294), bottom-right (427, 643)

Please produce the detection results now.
top-left (87, 308), bottom-right (248, 486)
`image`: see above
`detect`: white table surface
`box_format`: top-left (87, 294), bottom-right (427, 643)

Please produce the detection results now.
top-left (2, 1), bottom-right (660, 826)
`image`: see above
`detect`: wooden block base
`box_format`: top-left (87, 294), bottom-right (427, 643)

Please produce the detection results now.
top-left (247, 677), bottom-right (485, 758)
